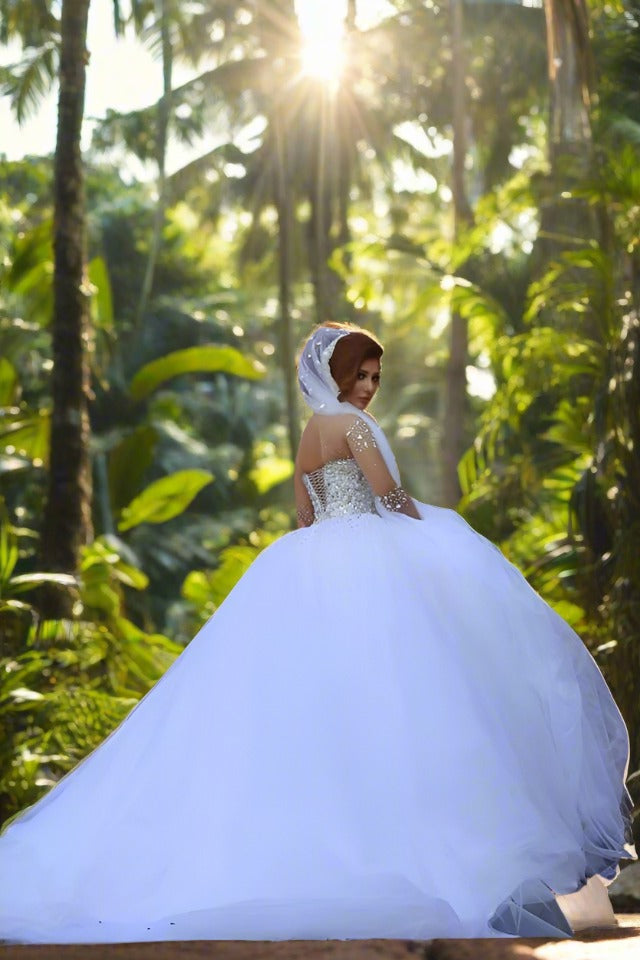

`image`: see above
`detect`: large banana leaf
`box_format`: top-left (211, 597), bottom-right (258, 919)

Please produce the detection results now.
top-left (118, 469), bottom-right (214, 531)
top-left (130, 345), bottom-right (265, 401)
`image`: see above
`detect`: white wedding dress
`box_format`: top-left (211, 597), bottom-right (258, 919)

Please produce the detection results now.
top-left (0, 327), bottom-right (636, 944)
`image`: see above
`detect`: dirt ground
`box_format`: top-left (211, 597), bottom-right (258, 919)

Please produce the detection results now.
top-left (2, 916), bottom-right (640, 960)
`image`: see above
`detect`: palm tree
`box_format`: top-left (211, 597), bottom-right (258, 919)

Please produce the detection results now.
top-left (39, 0), bottom-right (93, 616)
top-left (442, 0), bottom-right (474, 507)
top-left (1, 0), bottom-right (149, 613)
top-left (135, 0), bottom-right (173, 325)
top-left (537, 0), bottom-right (598, 268)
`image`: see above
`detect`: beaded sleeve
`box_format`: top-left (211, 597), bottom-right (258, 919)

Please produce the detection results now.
top-left (345, 418), bottom-right (378, 452)
top-left (345, 416), bottom-right (420, 520)
top-left (379, 485), bottom-right (413, 512)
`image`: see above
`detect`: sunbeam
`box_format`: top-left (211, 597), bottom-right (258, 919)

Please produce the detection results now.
top-left (295, 0), bottom-right (347, 90)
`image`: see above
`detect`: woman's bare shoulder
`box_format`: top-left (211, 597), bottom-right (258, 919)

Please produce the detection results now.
top-left (299, 412), bottom-right (378, 450)
top-left (295, 413), bottom-right (358, 472)
top-left (314, 411), bottom-right (361, 428)
top-left (302, 413), bottom-right (354, 437)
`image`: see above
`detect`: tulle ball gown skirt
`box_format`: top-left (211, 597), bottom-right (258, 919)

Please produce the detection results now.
top-left (0, 503), bottom-right (635, 943)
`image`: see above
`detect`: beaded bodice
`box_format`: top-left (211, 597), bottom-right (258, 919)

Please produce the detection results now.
top-left (302, 458), bottom-right (377, 523)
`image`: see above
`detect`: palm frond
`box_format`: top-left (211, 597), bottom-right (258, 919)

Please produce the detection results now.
top-left (0, 39), bottom-right (57, 124)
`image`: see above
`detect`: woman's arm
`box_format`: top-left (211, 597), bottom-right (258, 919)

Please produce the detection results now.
top-left (345, 417), bottom-right (421, 520)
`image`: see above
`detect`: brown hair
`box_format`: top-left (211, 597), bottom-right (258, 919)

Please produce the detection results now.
top-left (297, 321), bottom-right (384, 400)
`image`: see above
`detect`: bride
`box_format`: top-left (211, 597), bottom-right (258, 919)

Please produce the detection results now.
top-left (0, 322), bottom-right (635, 944)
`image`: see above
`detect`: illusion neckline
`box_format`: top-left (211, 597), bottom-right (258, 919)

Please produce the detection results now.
top-left (302, 457), bottom-right (358, 477)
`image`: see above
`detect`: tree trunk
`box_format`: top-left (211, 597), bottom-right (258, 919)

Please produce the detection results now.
top-left (258, 0), bottom-right (300, 459)
top-left (538, 0), bottom-right (596, 264)
top-left (442, 0), bottom-right (472, 507)
top-left (309, 123), bottom-right (333, 325)
top-left (274, 109), bottom-right (300, 460)
top-left (136, 0), bottom-right (172, 325)
top-left (544, 0), bottom-right (592, 164)
top-left (334, 0), bottom-right (357, 317)
top-left (40, 0), bottom-right (93, 616)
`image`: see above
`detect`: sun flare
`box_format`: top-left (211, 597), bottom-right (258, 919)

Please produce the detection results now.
top-left (300, 37), bottom-right (346, 86)
top-left (296, 0), bottom-right (346, 89)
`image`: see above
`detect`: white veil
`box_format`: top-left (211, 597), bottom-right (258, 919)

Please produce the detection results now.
top-left (297, 325), bottom-right (402, 486)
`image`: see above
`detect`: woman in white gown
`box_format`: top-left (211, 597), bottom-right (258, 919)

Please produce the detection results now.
top-left (0, 322), bottom-right (636, 944)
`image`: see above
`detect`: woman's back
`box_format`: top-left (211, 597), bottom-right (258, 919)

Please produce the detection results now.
top-left (295, 413), bottom-right (357, 474)
top-left (292, 412), bottom-right (418, 527)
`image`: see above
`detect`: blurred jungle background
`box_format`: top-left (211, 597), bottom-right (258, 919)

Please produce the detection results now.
top-left (0, 0), bottom-right (639, 832)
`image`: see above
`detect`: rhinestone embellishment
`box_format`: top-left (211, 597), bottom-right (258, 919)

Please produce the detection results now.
top-left (379, 485), bottom-right (411, 512)
top-left (345, 418), bottom-right (377, 452)
top-left (302, 458), bottom-right (377, 524)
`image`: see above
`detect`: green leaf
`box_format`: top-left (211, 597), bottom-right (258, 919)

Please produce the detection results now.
top-left (8, 572), bottom-right (77, 595)
top-left (88, 256), bottom-right (114, 331)
top-left (181, 569), bottom-right (217, 610)
top-left (550, 600), bottom-right (585, 627)
top-left (108, 426), bottom-right (157, 514)
top-left (114, 617), bottom-right (181, 655)
top-left (118, 470), bottom-right (214, 531)
top-left (1, 41), bottom-right (57, 124)
top-left (208, 546), bottom-right (259, 606)
top-left (108, 560), bottom-right (148, 590)
top-left (130, 345), bottom-right (265, 401)
top-left (182, 546), bottom-right (260, 614)
top-left (0, 410), bottom-right (50, 463)
top-left (81, 580), bottom-right (121, 616)
top-left (0, 358), bottom-right (18, 406)
top-left (80, 539), bottom-right (149, 590)
top-left (182, 552), bottom-right (256, 620)
top-left (0, 515), bottom-right (19, 586)
top-left (6, 220), bottom-right (54, 327)
top-left (249, 456), bottom-right (294, 495)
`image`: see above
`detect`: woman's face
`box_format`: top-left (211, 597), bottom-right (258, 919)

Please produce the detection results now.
top-left (342, 357), bottom-right (381, 410)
